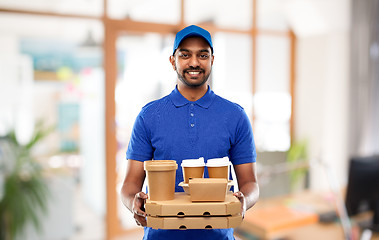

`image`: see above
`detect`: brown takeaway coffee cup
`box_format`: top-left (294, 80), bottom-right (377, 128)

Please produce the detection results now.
top-left (144, 160), bottom-right (177, 201)
top-left (206, 157), bottom-right (231, 179)
top-left (181, 157), bottom-right (205, 183)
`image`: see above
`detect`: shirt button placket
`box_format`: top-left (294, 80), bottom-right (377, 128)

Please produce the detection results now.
top-left (189, 104), bottom-right (196, 129)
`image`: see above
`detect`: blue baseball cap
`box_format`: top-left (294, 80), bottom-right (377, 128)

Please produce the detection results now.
top-left (173, 25), bottom-right (213, 55)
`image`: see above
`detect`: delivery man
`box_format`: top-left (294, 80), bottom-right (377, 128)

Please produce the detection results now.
top-left (121, 25), bottom-right (259, 240)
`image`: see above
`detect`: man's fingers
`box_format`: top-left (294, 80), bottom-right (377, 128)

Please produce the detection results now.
top-left (233, 191), bottom-right (244, 199)
top-left (132, 192), bottom-right (148, 227)
top-left (134, 213), bottom-right (147, 227)
top-left (233, 191), bottom-right (247, 218)
top-left (136, 192), bottom-right (148, 200)
top-left (134, 208), bottom-right (146, 217)
top-left (135, 219), bottom-right (141, 226)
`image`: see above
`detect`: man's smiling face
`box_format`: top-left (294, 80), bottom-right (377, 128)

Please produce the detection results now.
top-left (170, 37), bottom-right (214, 88)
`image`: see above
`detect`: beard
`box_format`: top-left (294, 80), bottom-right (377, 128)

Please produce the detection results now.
top-left (176, 67), bottom-right (211, 88)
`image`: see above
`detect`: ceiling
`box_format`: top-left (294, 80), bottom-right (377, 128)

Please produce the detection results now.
top-left (0, 0), bottom-right (350, 44)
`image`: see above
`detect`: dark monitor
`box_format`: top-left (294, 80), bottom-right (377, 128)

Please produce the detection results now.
top-left (345, 155), bottom-right (379, 232)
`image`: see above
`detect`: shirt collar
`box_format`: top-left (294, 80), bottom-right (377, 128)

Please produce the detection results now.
top-left (169, 85), bottom-right (215, 109)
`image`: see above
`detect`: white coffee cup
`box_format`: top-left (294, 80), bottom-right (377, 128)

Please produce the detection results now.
top-left (206, 156), bottom-right (231, 179)
top-left (181, 157), bottom-right (205, 183)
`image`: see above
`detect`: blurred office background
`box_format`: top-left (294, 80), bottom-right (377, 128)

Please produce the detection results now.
top-left (0, 0), bottom-right (378, 239)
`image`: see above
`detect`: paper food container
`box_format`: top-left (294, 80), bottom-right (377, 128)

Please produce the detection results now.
top-left (144, 160), bottom-right (177, 201)
top-left (188, 178), bottom-right (228, 202)
top-left (179, 179), bottom-right (235, 195)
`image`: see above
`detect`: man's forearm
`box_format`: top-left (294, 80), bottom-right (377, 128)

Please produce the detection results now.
top-left (121, 160), bottom-right (146, 213)
top-left (121, 182), bottom-right (141, 212)
top-left (239, 182), bottom-right (259, 210)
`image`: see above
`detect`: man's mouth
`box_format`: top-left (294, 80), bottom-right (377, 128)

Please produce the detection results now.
top-left (184, 69), bottom-right (204, 77)
top-left (187, 71), bottom-right (201, 75)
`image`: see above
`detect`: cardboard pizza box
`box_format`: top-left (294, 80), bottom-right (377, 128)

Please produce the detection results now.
top-left (147, 215), bottom-right (243, 230)
top-left (146, 192), bottom-right (241, 217)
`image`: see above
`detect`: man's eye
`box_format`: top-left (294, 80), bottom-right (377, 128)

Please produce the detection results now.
top-left (180, 53), bottom-right (189, 58)
top-left (200, 54), bottom-right (209, 59)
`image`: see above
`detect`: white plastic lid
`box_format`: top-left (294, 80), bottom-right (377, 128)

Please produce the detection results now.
top-left (206, 156), bottom-right (230, 167)
top-left (181, 157), bottom-right (205, 167)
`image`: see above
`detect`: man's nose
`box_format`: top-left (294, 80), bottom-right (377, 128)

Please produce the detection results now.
top-left (189, 56), bottom-right (200, 68)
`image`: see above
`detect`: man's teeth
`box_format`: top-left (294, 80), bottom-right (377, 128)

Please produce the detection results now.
top-left (188, 72), bottom-right (200, 75)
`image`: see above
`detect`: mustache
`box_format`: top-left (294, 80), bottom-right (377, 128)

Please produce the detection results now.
top-left (183, 67), bottom-right (205, 73)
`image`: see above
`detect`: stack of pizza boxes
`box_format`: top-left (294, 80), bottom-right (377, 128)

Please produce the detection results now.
top-left (144, 159), bottom-right (242, 230)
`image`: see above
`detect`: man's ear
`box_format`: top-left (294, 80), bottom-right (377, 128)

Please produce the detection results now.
top-left (169, 55), bottom-right (176, 70)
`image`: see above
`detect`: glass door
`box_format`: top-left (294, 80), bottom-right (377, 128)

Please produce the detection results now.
top-left (114, 32), bottom-right (176, 231)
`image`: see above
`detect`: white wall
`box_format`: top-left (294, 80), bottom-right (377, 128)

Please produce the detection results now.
top-left (296, 33), bottom-right (350, 191)
top-left (294, 0), bottom-right (351, 191)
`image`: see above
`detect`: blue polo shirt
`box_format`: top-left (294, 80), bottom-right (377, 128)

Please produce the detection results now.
top-left (126, 85), bottom-right (256, 240)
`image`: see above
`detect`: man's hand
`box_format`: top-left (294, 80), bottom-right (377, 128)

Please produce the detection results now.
top-left (233, 162), bottom-right (259, 214)
top-left (233, 191), bottom-right (247, 218)
top-left (132, 192), bottom-right (148, 226)
top-left (121, 160), bottom-right (147, 227)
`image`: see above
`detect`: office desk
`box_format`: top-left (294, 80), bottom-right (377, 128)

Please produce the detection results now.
top-left (235, 190), bottom-right (379, 240)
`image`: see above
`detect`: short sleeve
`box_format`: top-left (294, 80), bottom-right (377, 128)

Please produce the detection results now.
top-left (126, 112), bottom-right (154, 161)
top-left (229, 110), bottom-right (257, 165)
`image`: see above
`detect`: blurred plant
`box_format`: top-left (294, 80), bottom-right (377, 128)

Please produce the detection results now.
top-left (0, 121), bottom-right (53, 240)
top-left (286, 139), bottom-right (309, 192)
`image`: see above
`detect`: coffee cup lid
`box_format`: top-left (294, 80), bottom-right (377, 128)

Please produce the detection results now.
top-left (181, 157), bottom-right (205, 167)
top-left (144, 160), bottom-right (178, 171)
top-left (206, 156), bottom-right (230, 167)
